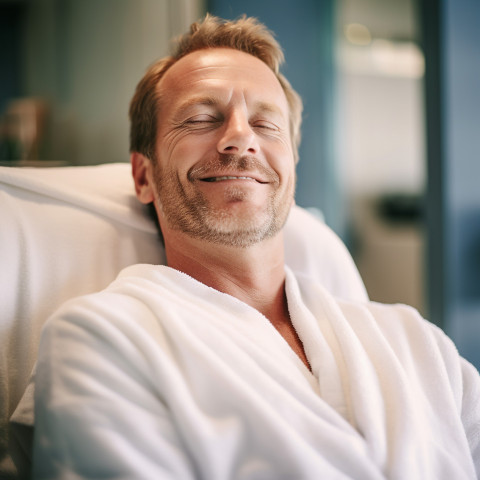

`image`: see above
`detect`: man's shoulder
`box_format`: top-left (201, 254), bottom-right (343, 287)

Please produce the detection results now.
top-left (42, 264), bottom-right (173, 334)
top-left (292, 267), bottom-right (425, 322)
top-left (291, 268), bottom-right (453, 358)
top-left (42, 263), bottom-right (221, 339)
top-left (64, 263), bottom-right (179, 303)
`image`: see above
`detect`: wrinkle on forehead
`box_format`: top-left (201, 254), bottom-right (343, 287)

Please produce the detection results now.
top-left (157, 48), bottom-right (287, 102)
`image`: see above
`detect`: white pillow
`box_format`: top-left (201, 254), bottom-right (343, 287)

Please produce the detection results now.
top-left (0, 163), bottom-right (367, 476)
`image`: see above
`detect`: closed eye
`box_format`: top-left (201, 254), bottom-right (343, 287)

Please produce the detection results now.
top-left (185, 114), bottom-right (218, 124)
top-left (253, 120), bottom-right (279, 131)
top-left (176, 114), bottom-right (220, 132)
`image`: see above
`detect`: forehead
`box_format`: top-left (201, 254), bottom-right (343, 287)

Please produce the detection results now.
top-left (157, 48), bottom-right (288, 111)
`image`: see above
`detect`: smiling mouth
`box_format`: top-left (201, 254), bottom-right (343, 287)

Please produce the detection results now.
top-left (200, 176), bottom-right (266, 183)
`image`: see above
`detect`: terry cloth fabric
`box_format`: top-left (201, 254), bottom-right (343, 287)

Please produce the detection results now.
top-left (32, 265), bottom-right (480, 479)
top-left (1, 162), bottom-right (368, 478)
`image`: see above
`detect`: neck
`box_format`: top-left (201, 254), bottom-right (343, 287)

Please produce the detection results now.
top-left (164, 231), bottom-right (288, 321)
top-left (163, 229), bottom-right (311, 372)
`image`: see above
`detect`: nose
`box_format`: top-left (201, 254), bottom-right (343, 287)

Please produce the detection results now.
top-left (217, 111), bottom-right (259, 156)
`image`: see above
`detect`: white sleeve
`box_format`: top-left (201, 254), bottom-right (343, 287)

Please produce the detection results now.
top-left (429, 322), bottom-right (480, 476)
top-left (460, 357), bottom-right (480, 477)
top-left (32, 296), bottom-right (196, 480)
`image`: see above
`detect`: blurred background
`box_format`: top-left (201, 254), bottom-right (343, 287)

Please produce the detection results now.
top-left (1, 0), bottom-right (479, 368)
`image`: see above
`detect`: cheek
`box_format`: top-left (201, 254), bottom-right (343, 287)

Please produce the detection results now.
top-left (161, 133), bottom-right (214, 170)
top-left (267, 145), bottom-right (295, 177)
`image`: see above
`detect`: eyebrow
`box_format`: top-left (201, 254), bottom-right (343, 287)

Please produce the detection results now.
top-left (253, 101), bottom-right (284, 117)
top-left (172, 96), bottom-right (286, 121)
top-left (174, 96), bottom-right (219, 117)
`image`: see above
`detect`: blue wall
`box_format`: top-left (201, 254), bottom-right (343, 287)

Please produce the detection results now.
top-left (207, 0), bottom-right (344, 236)
top-left (423, 0), bottom-right (480, 369)
top-left (443, 0), bottom-right (480, 368)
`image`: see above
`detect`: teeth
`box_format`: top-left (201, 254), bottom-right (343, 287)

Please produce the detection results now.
top-left (203, 176), bottom-right (254, 182)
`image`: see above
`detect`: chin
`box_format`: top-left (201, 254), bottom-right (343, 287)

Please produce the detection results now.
top-left (200, 207), bottom-right (282, 247)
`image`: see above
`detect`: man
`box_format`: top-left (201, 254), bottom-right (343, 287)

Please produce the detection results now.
top-left (33, 15), bottom-right (479, 479)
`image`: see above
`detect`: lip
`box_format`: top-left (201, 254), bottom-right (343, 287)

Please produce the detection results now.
top-left (198, 173), bottom-right (269, 184)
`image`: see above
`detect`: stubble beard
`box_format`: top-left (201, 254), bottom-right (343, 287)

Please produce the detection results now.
top-left (152, 155), bottom-right (294, 248)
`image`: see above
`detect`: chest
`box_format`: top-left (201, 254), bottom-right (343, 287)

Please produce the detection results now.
top-left (270, 317), bottom-right (311, 371)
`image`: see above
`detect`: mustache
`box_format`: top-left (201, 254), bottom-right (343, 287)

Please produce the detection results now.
top-left (187, 154), bottom-right (278, 183)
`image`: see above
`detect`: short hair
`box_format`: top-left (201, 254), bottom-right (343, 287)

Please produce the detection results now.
top-left (129, 14), bottom-right (303, 163)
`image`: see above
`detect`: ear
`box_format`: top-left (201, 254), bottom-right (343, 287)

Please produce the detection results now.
top-left (131, 152), bottom-right (155, 204)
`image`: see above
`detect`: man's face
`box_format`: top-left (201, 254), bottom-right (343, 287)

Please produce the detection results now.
top-left (152, 48), bottom-right (295, 247)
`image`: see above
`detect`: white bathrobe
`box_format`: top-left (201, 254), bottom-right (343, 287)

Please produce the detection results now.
top-left (33, 265), bottom-right (480, 479)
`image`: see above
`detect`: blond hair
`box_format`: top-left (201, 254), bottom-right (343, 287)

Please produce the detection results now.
top-left (129, 14), bottom-right (303, 163)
